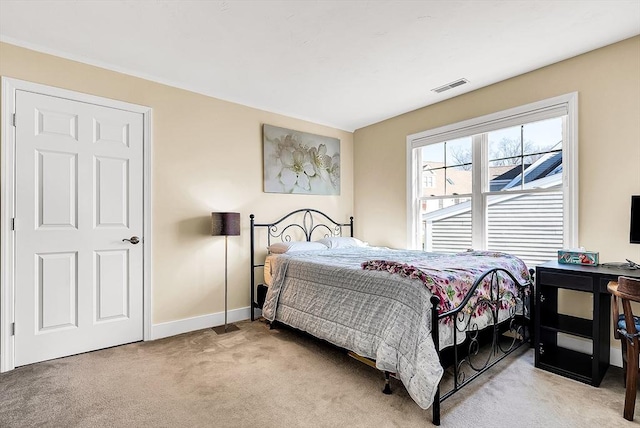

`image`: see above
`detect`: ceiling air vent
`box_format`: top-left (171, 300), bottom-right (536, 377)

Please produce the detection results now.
top-left (431, 78), bottom-right (469, 94)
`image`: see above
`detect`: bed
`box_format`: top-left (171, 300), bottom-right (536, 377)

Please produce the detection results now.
top-left (250, 209), bottom-right (533, 425)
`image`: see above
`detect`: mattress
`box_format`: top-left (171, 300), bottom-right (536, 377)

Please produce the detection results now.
top-left (264, 254), bottom-right (276, 286)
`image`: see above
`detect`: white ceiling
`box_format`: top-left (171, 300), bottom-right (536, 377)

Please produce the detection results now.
top-left (1, 1), bottom-right (639, 132)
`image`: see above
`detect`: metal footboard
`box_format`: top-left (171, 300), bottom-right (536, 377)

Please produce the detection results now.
top-left (430, 267), bottom-right (533, 425)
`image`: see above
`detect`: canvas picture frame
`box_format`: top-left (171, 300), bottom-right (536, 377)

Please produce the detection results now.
top-left (263, 124), bottom-right (340, 195)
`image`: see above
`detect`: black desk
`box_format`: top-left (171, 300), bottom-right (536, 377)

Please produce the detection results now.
top-left (535, 261), bottom-right (640, 386)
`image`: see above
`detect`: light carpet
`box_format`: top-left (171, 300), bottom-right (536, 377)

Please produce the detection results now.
top-left (0, 319), bottom-right (635, 427)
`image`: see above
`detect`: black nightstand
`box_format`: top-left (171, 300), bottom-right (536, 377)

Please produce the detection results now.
top-left (535, 261), bottom-right (640, 386)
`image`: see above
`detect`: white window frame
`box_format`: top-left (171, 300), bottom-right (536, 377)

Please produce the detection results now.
top-left (406, 93), bottom-right (578, 251)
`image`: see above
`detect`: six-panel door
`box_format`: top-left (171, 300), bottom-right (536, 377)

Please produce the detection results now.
top-left (14, 90), bottom-right (144, 366)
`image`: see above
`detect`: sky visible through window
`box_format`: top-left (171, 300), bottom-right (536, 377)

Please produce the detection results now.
top-left (421, 118), bottom-right (562, 171)
top-left (489, 118), bottom-right (562, 149)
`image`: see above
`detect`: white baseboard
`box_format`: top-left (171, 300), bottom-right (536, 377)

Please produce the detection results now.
top-left (150, 306), bottom-right (252, 340)
top-left (557, 333), bottom-right (623, 368)
top-left (610, 347), bottom-right (623, 368)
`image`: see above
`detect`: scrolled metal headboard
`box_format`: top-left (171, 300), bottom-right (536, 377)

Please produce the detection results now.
top-left (249, 208), bottom-right (354, 320)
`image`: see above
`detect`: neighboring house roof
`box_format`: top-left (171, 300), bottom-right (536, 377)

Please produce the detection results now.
top-left (490, 164), bottom-right (531, 192)
top-left (491, 165), bottom-right (525, 180)
top-left (502, 151), bottom-right (562, 190)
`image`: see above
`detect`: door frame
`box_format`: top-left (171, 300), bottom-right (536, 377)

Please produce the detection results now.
top-left (0, 77), bottom-right (153, 372)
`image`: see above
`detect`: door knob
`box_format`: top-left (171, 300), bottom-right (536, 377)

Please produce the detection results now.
top-left (122, 236), bottom-right (140, 244)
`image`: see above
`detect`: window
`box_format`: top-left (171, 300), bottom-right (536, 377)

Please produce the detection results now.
top-left (423, 170), bottom-right (436, 188)
top-left (407, 94), bottom-right (578, 267)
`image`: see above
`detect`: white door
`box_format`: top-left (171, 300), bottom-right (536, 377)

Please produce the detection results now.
top-left (14, 90), bottom-right (144, 366)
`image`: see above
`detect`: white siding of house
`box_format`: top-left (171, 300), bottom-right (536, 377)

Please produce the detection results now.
top-left (430, 211), bottom-right (472, 253)
top-left (487, 192), bottom-right (563, 267)
top-left (427, 191), bottom-right (563, 267)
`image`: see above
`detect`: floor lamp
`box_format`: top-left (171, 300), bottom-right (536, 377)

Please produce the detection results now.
top-left (211, 212), bottom-right (241, 334)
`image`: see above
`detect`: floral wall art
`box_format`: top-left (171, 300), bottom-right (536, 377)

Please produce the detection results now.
top-left (263, 124), bottom-right (340, 195)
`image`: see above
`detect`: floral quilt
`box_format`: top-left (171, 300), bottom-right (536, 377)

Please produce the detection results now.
top-left (361, 250), bottom-right (531, 318)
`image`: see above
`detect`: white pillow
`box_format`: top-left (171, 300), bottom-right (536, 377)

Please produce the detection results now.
top-left (268, 241), bottom-right (328, 254)
top-left (316, 237), bottom-right (368, 249)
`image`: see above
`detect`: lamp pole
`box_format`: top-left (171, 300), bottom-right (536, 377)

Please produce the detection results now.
top-left (224, 235), bottom-right (228, 331)
top-left (211, 211), bottom-right (240, 334)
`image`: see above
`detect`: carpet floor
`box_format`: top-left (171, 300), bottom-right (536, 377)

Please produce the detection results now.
top-left (0, 319), bottom-right (635, 427)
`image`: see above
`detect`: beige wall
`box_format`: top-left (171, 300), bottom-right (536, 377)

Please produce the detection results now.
top-left (0, 42), bottom-right (354, 325)
top-left (354, 36), bottom-right (640, 266)
top-left (2, 35), bottom-right (638, 342)
top-left (354, 36), bottom-right (640, 353)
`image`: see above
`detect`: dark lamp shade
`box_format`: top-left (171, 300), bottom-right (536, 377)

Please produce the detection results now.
top-left (211, 212), bottom-right (241, 236)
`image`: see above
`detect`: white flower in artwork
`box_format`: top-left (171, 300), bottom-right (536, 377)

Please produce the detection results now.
top-left (329, 153), bottom-right (340, 188)
top-left (263, 125), bottom-right (340, 195)
top-left (280, 148), bottom-right (315, 192)
top-left (309, 144), bottom-right (332, 181)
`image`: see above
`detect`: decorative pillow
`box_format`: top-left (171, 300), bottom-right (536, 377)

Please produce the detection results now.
top-left (316, 237), bottom-right (368, 249)
top-left (268, 241), bottom-right (328, 254)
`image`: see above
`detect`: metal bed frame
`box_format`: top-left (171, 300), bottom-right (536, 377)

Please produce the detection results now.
top-left (250, 208), bottom-right (353, 321)
top-left (249, 208), bottom-right (532, 425)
